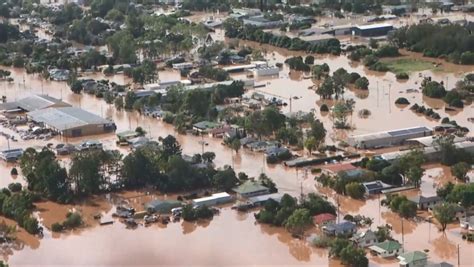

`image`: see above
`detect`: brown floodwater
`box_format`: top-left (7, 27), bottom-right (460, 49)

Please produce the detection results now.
top-left (0, 34), bottom-right (473, 266)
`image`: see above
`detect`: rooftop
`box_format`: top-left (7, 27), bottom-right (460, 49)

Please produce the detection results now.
top-left (356, 23), bottom-right (394, 30)
top-left (0, 94), bottom-right (71, 112)
top-left (313, 213), bottom-right (337, 224)
top-left (28, 107), bottom-right (112, 131)
top-left (370, 240), bottom-right (401, 252)
top-left (398, 251), bottom-right (428, 264)
top-left (408, 195), bottom-right (442, 204)
top-left (232, 180), bottom-right (269, 195)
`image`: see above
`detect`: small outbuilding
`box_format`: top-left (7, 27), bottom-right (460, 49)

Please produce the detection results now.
top-left (363, 180), bottom-right (393, 195)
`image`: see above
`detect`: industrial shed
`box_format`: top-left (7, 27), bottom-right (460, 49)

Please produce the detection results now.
top-left (0, 94), bottom-right (71, 112)
top-left (352, 23), bottom-right (394, 37)
top-left (347, 126), bottom-right (433, 149)
top-left (28, 107), bottom-right (116, 137)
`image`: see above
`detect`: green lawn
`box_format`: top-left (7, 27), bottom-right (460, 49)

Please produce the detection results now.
top-left (384, 58), bottom-right (443, 73)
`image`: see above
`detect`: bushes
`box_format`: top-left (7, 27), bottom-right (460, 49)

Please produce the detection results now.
top-left (10, 168), bottom-right (18, 176)
top-left (396, 72), bottom-right (409, 80)
top-left (395, 97), bottom-right (410, 105)
top-left (354, 77), bottom-right (369, 90)
top-left (460, 52), bottom-right (474, 65)
top-left (345, 182), bottom-right (365, 199)
top-left (386, 195), bottom-right (417, 218)
top-left (320, 104), bottom-right (329, 112)
top-left (375, 45), bottom-right (400, 57)
top-left (348, 72), bottom-right (361, 84)
top-left (304, 55), bottom-right (315, 65)
top-left (182, 204), bottom-right (214, 221)
top-left (199, 66), bottom-right (229, 81)
top-left (7, 183), bottom-right (21, 193)
top-left (422, 81), bottom-right (446, 98)
top-left (51, 222), bottom-right (64, 232)
top-left (63, 212), bottom-right (83, 229)
top-left (444, 91), bottom-right (464, 108)
top-left (285, 56), bottom-right (310, 72)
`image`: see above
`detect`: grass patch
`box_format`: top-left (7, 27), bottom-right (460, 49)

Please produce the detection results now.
top-left (383, 58), bottom-right (443, 73)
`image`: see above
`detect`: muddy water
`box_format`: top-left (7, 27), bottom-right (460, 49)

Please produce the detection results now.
top-left (1, 40), bottom-right (473, 266)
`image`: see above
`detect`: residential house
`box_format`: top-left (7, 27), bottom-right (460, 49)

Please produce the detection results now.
top-left (321, 162), bottom-right (358, 176)
top-left (398, 251), bottom-right (428, 267)
top-left (369, 240), bottom-right (402, 258)
top-left (408, 195), bottom-right (443, 210)
top-left (313, 213), bottom-right (336, 227)
top-left (460, 216), bottom-right (474, 231)
top-left (145, 200), bottom-right (182, 214)
top-left (232, 180), bottom-right (270, 199)
top-left (351, 229), bottom-right (378, 248)
top-left (322, 221), bottom-right (356, 236)
top-left (426, 262), bottom-right (454, 267)
top-left (265, 146), bottom-right (289, 158)
top-left (193, 121), bottom-right (220, 134)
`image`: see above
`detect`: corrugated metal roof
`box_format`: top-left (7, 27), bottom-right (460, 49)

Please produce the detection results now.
top-left (28, 107), bottom-right (112, 131)
top-left (0, 95), bottom-right (71, 112)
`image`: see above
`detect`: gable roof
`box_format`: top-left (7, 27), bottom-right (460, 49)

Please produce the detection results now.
top-left (0, 94), bottom-right (71, 112)
top-left (232, 180), bottom-right (269, 195)
top-left (371, 240), bottom-right (401, 252)
top-left (408, 195), bottom-right (442, 204)
top-left (313, 213), bottom-right (336, 224)
top-left (351, 229), bottom-right (377, 242)
top-left (398, 251), bottom-right (427, 264)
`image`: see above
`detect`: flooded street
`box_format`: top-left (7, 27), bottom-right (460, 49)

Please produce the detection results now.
top-left (1, 35), bottom-right (474, 266)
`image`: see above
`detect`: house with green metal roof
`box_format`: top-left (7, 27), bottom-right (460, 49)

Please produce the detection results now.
top-left (398, 251), bottom-right (428, 267)
top-left (369, 240), bottom-right (402, 258)
top-left (232, 180), bottom-right (270, 198)
top-left (192, 121), bottom-right (220, 133)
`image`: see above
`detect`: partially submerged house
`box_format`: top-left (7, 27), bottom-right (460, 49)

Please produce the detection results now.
top-left (193, 121), bottom-right (220, 134)
top-left (322, 221), bottom-right (356, 236)
top-left (145, 200), bottom-right (182, 214)
top-left (369, 240), bottom-right (402, 258)
top-left (351, 229), bottom-right (378, 248)
top-left (313, 213), bottom-right (337, 227)
top-left (408, 195), bottom-right (443, 210)
top-left (232, 180), bottom-right (270, 199)
top-left (398, 251), bottom-right (428, 267)
top-left (247, 193), bottom-right (283, 206)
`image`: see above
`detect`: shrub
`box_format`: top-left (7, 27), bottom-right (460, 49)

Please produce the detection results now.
top-left (422, 81), bottom-right (446, 98)
top-left (450, 98), bottom-right (464, 108)
top-left (354, 77), bottom-right (369, 90)
top-left (320, 104), bottom-right (329, 112)
top-left (7, 183), bottom-right (22, 192)
top-left (63, 212), bottom-right (83, 229)
top-left (396, 72), bottom-right (409, 79)
top-left (304, 55), bottom-right (315, 65)
top-left (348, 72), bottom-right (361, 83)
top-left (10, 168), bottom-right (18, 176)
top-left (395, 97), bottom-right (410, 105)
top-left (51, 222), bottom-right (64, 232)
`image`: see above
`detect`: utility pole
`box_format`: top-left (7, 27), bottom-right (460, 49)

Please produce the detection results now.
top-left (401, 218), bottom-right (405, 252)
top-left (388, 83), bottom-right (392, 113)
top-left (376, 81), bottom-right (379, 107)
top-left (457, 244), bottom-right (460, 266)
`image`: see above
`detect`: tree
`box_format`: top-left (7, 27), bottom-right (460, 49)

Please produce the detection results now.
top-left (451, 162), bottom-right (470, 181)
top-left (345, 182), bottom-right (365, 199)
top-left (308, 120), bottom-right (326, 148)
top-left (161, 135), bottom-right (182, 160)
top-left (354, 77), bottom-right (369, 90)
top-left (231, 139), bottom-right (241, 153)
top-left (339, 244), bottom-right (368, 267)
top-left (422, 81), bottom-right (446, 98)
top-left (316, 77), bottom-right (334, 99)
top-left (284, 208), bottom-right (312, 236)
top-left (406, 166), bottom-right (424, 188)
top-left (69, 152), bottom-right (104, 196)
top-left (433, 203), bottom-right (457, 232)
top-left (375, 224), bottom-right (392, 242)
top-left (304, 137), bottom-right (317, 156)
top-left (202, 152), bottom-right (216, 163)
top-left (212, 167), bottom-right (238, 191)
top-left (304, 55), bottom-right (314, 65)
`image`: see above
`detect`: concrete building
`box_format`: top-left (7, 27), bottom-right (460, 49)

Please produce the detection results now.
top-left (347, 126), bottom-right (433, 149)
top-left (232, 180), bottom-right (270, 198)
top-left (28, 107), bottom-right (116, 137)
top-left (192, 192), bottom-right (233, 207)
top-left (352, 23), bottom-right (394, 37)
top-left (0, 94), bottom-right (71, 112)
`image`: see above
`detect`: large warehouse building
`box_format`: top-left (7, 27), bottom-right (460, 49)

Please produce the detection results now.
top-left (0, 95), bottom-right (71, 112)
top-left (28, 107), bottom-right (116, 137)
top-left (347, 126), bottom-right (433, 149)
